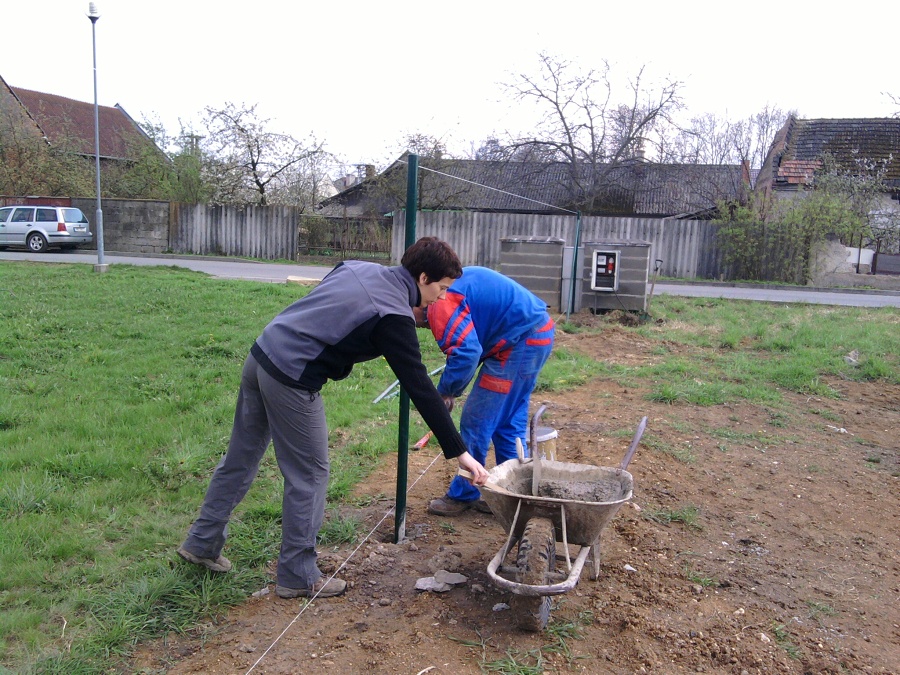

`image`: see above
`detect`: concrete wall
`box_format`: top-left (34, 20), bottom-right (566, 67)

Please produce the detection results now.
top-left (72, 198), bottom-right (170, 254)
top-left (499, 237), bottom-right (565, 310)
top-left (65, 199), bottom-right (300, 260)
top-left (845, 246), bottom-right (874, 272)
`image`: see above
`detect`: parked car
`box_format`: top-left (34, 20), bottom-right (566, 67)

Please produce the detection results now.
top-left (0, 205), bottom-right (93, 252)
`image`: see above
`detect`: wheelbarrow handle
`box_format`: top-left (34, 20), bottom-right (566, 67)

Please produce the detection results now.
top-left (619, 416), bottom-right (648, 472)
top-left (457, 470), bottom-right (521, 498)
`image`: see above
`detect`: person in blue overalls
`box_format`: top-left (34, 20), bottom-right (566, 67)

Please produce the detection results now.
top-left (416, 266), bottom-right (555, 516)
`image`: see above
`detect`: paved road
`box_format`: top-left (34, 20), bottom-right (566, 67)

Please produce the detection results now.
top-left (3, 250), bottom-right (900, 308)
top-left (0, 250), bottom-right (332, 283)
top-left (653, 281), bottom-right (900, 308)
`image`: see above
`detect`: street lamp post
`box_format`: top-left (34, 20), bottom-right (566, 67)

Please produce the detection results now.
top-left (87, 3), bottom-right (107, 272)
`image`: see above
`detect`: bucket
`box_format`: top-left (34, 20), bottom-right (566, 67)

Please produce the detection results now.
top-left (531, 426), bottom-right (558, 460)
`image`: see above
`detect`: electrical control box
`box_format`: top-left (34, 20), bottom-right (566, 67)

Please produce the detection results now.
top-left (590, 250), bottom-right (620, 291)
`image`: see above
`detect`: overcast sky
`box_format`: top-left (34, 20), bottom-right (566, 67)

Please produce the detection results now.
top-left (4, 1), bottom-right (896, 172)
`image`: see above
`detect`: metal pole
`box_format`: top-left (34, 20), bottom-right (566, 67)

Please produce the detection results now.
top-left (566, 211), bottom-right (582, 321)
top-left (645, 258), bottom-right (664, 315)
top-left (404, 154), bottom-right (418, 249)
top-left (855, 234), bottom-right (862, 275)
top-left (88, 4), bottom-right (106, 272)
top-left (394, 154), bottom-right (419, 543)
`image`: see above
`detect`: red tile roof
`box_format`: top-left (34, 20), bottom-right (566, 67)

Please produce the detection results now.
top-left (10, 87), bottom-right (152, 161)
top-left (776, 159), bottom-right (822, 184)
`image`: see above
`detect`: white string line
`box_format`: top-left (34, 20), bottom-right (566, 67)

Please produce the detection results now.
top-left (245, 449), bottom-right (446, 674)
top-left (398, 159), bottom-right (578, 215)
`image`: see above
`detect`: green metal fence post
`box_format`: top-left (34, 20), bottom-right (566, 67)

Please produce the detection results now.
top-left (567, 211), bottom-right (583, 321)
top-left (395, 154), bottom-right (419, 543)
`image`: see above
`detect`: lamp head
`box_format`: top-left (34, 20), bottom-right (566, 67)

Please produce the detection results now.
top-left (87, 3), bottom-right (100, 21)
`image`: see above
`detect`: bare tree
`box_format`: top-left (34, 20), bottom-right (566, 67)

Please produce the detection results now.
top-left (200, 103), bottom-right (323, 206)
top-left (469, 137), bottom-right (505, 161)
top-left (656, 113), bottom-right (737, 165)
top-left (344, 133), bottom-right (477, 214)
top-left (657, 105), bottom-right (789, 171)
top-left (500, 52), bottom-right (683, 213)
top-left (470, 136), bottom-right (558, 163)
top-left (400, 132), bottom-right (450, 160)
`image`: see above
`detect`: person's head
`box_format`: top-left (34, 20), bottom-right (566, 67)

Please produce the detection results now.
top-left (401, 237), bottom-right (462, 307)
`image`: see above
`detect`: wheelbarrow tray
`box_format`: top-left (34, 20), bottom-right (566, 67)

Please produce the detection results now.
top-left (481, 457), bottom-right (634, 548)
top-left (479, 458), bottom-right (633, 599)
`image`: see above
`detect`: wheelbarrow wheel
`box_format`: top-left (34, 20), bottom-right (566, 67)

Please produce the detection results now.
top-left (510, 517), bottom-right (556, 631)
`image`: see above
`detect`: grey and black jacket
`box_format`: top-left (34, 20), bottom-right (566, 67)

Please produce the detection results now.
top-left (251, 260), bottom-right (466, 459)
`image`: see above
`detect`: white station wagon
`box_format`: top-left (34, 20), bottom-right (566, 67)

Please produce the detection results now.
top-left (0, 205), bottom-right (93, 252)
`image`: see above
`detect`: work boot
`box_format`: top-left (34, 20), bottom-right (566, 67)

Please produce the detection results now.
top-left (276, 576), bottom-right (347, 599)
top-left (427, 495), bottom-right (473, 516)
top-left (473, 498), bottom-right (493, 514)
top-left (176, 546), bottom-right (232, 573)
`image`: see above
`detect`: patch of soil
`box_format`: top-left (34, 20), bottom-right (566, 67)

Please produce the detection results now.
top-left (133, 326), bottom-right (899, 675)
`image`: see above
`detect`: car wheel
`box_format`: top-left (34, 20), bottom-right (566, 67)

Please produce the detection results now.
top-left (27, 233), bottom-right (48, 253)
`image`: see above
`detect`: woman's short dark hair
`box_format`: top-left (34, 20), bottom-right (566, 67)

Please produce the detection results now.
top-left (401, 237), bottom-right (462, 282)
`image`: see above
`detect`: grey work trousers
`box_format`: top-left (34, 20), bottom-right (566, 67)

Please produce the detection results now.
top-left (181, 352), bottom-right (329, 588)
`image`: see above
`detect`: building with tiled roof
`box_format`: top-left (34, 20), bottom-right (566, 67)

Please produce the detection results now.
top-left (0, 74), bottom-right (165, 165)
top-left (757, 116), bottom-right (900, 196)
top-left (755, 115), bottom-right (900, 275)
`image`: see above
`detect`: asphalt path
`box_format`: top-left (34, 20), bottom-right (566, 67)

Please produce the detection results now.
top-left (2, 250), bottom-right (899, 308)
top-left (0, 250), bottom-right (331, 283)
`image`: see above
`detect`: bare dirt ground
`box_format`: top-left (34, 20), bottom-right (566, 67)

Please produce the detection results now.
top-left (134, 324), bottom-right (899, 675)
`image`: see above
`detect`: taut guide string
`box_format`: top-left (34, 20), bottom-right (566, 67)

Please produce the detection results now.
top-left (245, 449), bottom-right (446, 674)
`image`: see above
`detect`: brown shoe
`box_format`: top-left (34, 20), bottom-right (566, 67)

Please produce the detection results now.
top-left (473, 498), bottom-right (493, 514)
top-left (276, 576), bottom-right (347, 599)
top-left (177, 546), bottom-right (232, 573)
top-left (427, 495), bottom-right (473, 516)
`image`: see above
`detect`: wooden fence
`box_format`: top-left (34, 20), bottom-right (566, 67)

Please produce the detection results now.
top-left (164, 205), bottom-right (724, 278)
top-left (390, 211), bottom-right (723, 280)
top-left (169, 203), bottom-right (299, 260)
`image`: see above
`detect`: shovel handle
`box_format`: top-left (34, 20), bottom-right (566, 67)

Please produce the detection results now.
top-left (458, 470), bottom-right (520, 498)
top-left (620, 416), bottom-right (648, 472)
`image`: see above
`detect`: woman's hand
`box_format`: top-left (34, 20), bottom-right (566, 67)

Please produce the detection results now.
top-left (456, 452), bottom-right (488, 485)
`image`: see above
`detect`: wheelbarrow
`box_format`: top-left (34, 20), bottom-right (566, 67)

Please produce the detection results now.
top-left (475, 416), bottom-right (647, 631)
